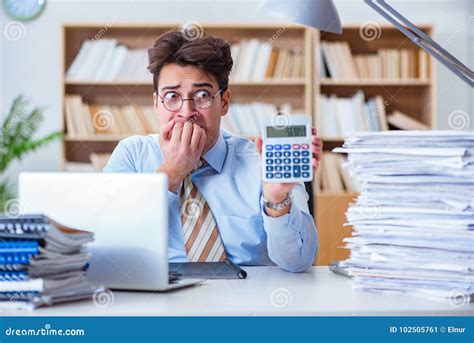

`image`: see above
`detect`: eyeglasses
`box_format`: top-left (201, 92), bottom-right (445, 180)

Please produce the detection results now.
top-left (157, 89), bottom-right (222, 112)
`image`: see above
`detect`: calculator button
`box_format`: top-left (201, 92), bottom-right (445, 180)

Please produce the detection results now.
top-left (302, 150), bottom-right (310, 157)
top-left (301, 144), bottom-right (309, 149)
top-left (292, 151), bottom-right (301, 157)
top-left (284, 172), bottom-right (291, 178)
top-left (266, 173), bottom-right (274, 179)
top-left (293, 158), bottom-right (301, 164)
top-left (283, 158), bottom-right (291, 164)
top-left (302, 172), bottom-right (310, 178)
top-left (275, 159), bottom-right (282, 164)
top-left (292, 144), bottom-right (301, 150)
top-left (266, 166), bottom-right (274, 172)
top-left (283, 144), bottom-right (291, 150)
top-left (283, 165), bottom-right (291, 171)
top-left (266, 159), bottom-right (273, 165)
top-left (302, 158), bottom-right (310, 163)
top-left (275, 173), bottom-right (283, 178)
top-left (293, 171), bottom-right (301, 178)
top-left (274, 166), bottom-right (283, 172)
top-left (274, 152), bottom-right (282, 157)
top-left (266, 145), bottom-right (273, 151)
top-left (266, 152), bottom-right (273, 158)
top-left (302, 165), bottom-right (310, 171)
top-left (274, 144), bottom-right (282, 150)
top-left (283, 151), bottom-right (291, 157)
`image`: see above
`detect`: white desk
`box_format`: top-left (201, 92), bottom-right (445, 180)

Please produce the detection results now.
top-left (2, 267), bottom-right (472, 316)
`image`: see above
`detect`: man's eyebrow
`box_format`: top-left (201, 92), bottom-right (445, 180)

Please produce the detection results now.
top-left (160, 83), bottom-right (213, 92)
top-left (192, 82), bottom-right (213, 88)
top-left (160, 84), bottom-right (180, 92)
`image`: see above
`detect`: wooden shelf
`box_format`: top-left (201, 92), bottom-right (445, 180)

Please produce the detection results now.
top-left (65, 134), bottom-right (132, 142)
top-left (64, 78), bottom-right (307, 86)
top-left (320, 78), bottom-right (431, 86)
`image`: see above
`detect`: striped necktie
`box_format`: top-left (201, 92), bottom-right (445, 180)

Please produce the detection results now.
top-left (180, 159), bottom-right (227, 262)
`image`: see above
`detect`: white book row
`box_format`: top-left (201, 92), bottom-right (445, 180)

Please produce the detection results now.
top-left (221, 103), bottom-right (304, 137)
top-left (66, 39), bottom-right (149, 81)
top-left (318, 91), bottom-right (388, 138)
top-left (230, 39), bottom-right (305, 81)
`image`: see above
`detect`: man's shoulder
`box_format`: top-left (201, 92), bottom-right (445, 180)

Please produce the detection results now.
top-left (118, 134), bottom-right (160, 150)
top-left (221, 129), bottom-right (258, 157)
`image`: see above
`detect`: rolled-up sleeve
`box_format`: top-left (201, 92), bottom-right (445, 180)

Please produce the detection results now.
top-left (261, 184), bottom-right (318, 273)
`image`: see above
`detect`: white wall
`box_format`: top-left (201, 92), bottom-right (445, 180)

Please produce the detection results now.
top-left (1, 0), bottom-right (473, 192)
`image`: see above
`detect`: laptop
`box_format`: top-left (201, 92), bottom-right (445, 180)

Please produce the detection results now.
top-left (18, 172), bottom-right (202, 291)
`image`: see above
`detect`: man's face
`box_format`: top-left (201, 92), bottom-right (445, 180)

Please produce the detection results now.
top-left (153, 63), bottom-right (231, 154)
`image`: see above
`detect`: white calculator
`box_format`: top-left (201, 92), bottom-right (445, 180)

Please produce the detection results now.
top-left (261, 115), bottom-right (313, 183)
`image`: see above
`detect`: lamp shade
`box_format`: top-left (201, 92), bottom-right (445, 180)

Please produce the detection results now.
top-left (259, 0), bottom-right (342, 34)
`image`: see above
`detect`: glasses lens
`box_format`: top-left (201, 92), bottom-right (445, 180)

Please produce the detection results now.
top-left (194, 90), bottom-right (213, 109)
top-left (163, 92), bottom-right (182, 111)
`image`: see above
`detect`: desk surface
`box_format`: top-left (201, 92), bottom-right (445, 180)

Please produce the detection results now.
top-left (2, 267), bottom-right (472, 316)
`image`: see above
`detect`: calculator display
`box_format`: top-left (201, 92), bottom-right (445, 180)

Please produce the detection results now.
top-left (267, 125), bottom-right (306, 138)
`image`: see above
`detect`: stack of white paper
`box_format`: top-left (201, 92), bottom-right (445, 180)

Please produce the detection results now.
top-left (334, 130), bottom-right (474, 304)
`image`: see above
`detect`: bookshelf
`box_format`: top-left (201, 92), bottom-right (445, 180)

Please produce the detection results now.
top-left (61, 22), bottom-right (314, 166)
top-left (313, 24), bottom-right (435, 265)
top-left (61, 22), bottom-right (435, 265)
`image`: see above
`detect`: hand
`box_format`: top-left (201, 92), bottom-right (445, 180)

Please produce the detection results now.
top-left (156, 120), bottom-right (207, 193)
top-left (255, 127), bottom-right (323, 217)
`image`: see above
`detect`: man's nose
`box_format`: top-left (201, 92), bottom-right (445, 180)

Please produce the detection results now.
top-left (177, 99), bottom-right (198, 121)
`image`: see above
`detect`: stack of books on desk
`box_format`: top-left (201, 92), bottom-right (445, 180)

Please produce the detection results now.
top-left (0, 214), bottom-right (102, 310)
top-left (334, 131), bottom-right (474, 304)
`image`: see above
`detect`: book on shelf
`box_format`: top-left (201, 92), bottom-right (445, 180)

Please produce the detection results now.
top-left (315, 152), bottom-right (360, 194)
top-left (66, 39), bottom-right (149, 82)
top-left (221, 102), bottom-right (304, 137)
top-left (230, 39), bottom-right (305, 81)
top-left (64, 95), bottom-right (160, 137)
top-left (318, 91), bottom-right (389, 138)
top-left (387, 110), bottom-right (430, 130)
top-left (320, 41), bottom-right (428, 80)
top-left (0, 214), bottom-right (102, 310)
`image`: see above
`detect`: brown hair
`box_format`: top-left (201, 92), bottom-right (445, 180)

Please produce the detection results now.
top-left (147, 30), bottom-right (233, 93)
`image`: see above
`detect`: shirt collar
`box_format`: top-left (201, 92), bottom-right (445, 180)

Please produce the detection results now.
top-left (202, 131), bottom-right (226, 173)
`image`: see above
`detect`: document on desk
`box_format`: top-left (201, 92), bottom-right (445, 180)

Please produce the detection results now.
top-left (334, 131), bottom-right (474, 304)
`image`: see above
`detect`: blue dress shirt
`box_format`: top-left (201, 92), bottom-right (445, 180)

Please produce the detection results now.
top-left (103, 129), bottom-right (318, 272)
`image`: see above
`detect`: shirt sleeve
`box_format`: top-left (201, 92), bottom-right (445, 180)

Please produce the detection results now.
top-left (261, 183), bottom-right (318, 273)
top-left (102, 140), bottom-right (137, 173)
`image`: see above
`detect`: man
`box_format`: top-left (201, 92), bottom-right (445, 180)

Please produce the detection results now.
top-left (104, 31), bottom-right (323, 272)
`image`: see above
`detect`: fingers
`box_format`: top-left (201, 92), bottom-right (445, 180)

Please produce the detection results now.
top-left (190, 124), bottom-right (203, 149)
top-left (197, 129), bottom-right (207, 154)
top-left (255, 137), bottom-right (263, 156)
top-left (170, 121), bottom-right (184, 144)
top-left (181, 122), bottom-right (193, 145)
top-left (160, 120), bottom-right (175, 141)
top-left (311, 144), bottom-right (323, 161)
